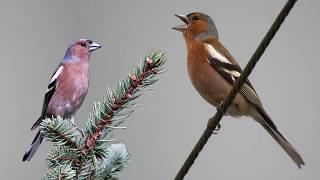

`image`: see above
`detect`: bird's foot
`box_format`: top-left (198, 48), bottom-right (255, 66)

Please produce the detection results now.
top-left (79, 128), bottom-right (85, 137)
top-left (71, 121), bottom-right (85, 137)
top-left (213, 123), bottom-right (222, 134)
top-left (210, 104), bottom-right (224, 134)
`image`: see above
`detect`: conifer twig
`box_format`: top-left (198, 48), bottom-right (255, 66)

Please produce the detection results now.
top-left (41, 50), bottom-right (166, 180)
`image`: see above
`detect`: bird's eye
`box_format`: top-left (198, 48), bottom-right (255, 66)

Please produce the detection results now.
top-left (80, 42), bottom-right (87, 47)
top-left (192, 16), bottom-right (200, 21)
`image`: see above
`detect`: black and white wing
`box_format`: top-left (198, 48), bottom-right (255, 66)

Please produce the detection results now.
top-left (31, 64), bottom-right (64, 130)
top-left (204, 43), bottom-right (305, 167)
top-left (207, 56), bottom-right (263, 107)
top-left (204, 43), bottom-right (262, 107)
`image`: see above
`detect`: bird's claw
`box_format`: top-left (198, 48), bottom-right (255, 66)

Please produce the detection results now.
top-left (71, 121), bottom-right (85, 137)
top-left (213, 123), bottom-right (221, 134)
top-left (79, 128), bottom-right (85, 137)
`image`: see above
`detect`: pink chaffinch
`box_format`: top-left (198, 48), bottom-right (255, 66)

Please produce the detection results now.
top-left (22, 39), bottom-right (101, 161)
top-left (173, 12), bottom-right (304, 168)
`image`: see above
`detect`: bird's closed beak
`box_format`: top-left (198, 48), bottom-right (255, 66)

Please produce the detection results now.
top-left (172, 14), bottom-right (189, 32)
top-left (89, 42), bottom-right (102, 52)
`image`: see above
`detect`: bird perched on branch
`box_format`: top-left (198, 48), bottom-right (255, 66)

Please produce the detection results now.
top-left (22, 39), bottom-right (101, 161)
top-left (173, 12), bottom-right (304, 168)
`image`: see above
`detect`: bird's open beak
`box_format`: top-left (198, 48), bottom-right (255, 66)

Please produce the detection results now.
top-left (172, 14), bottom-right (189, 32)
top-left (89, 42), bottom-right (102, 52)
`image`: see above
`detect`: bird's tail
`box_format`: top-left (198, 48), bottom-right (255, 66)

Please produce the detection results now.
top-left (22, 130), bottom-right (43, 161)
top-left (250, 108), bottom-right (305, 168)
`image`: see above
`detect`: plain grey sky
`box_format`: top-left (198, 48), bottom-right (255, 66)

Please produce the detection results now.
top-left (0, 0), bottom-right (319, 179)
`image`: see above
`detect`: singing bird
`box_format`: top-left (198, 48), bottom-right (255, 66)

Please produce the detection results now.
top-left (173, 12), bottom-right (304, 168)
top-left (22, 39), bottom-right (101, 161)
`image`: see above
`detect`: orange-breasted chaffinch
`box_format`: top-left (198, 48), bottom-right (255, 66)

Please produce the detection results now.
top-left (173, 12), bottom-right (304, 168)
top-left (22, 39), bottom-right (101, 161)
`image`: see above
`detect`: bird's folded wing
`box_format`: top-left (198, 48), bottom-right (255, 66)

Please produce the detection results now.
top-left (205, 49), bottom-right (263, 108)
top-left (204, 42), bottom-right (279, 128)
top-left (207, 55), bottom-right (279, 130)
top-left (31, 64), bottom-right (64, 130)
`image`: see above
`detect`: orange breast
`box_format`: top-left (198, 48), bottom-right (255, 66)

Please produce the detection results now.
top-left (186, 41), bottom-right (251, 116)
top-left (186, 42), bottom-right (232, 107)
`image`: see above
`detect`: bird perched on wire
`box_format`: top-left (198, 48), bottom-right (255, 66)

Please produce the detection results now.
top-left (22, 39), bottom-right (101, 161)
top-left (173, 12), bottom-right (304, 168)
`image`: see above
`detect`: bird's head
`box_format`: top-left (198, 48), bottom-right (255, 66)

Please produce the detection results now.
top-left (173, 12), bottom-right (218, 42)
top-left (64, 39), bottom-right (101, 62)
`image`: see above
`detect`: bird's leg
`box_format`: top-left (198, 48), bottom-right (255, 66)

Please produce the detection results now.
top-left (212, 123), bottom-right (221, 134)
top-left (70, 116), bottom-right (85, 137)
top-left (212, 102), bottom-right (224, 134)
top-left (208, 115), bottom-right (222, 134)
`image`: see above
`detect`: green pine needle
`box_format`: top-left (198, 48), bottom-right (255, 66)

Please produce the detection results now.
top-left (40, 117), bottom-right (83, 150)
top-left (41, 50), bottom-right (166, 179)
top-left (42, 163), bottom-right (76, 180)
top-left (47, 146), bottom-right (82, 169)
top-left (84, 50), bottom-right (166, 145)
top-left (94, 143), bottom-right (129, 180)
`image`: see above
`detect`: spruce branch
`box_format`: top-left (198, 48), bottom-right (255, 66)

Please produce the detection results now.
top-left (40, 117), bottom-right (83, 150)
top-left (84, 49), bottom-right (166, 150)
top-left (76, 49), bottom-right (166, 179)
top-left (42, 163), bottom-right (76, 180)
top-left (41, 50), bottom-right (166, 179)
top-left (46, 146), bottom-right (82, 169)
top-left (94, 143), bottom-right (129, 180)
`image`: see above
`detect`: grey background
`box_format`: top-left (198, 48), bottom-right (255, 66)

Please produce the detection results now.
top-left (0, 0), bottom-right (319, 179)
